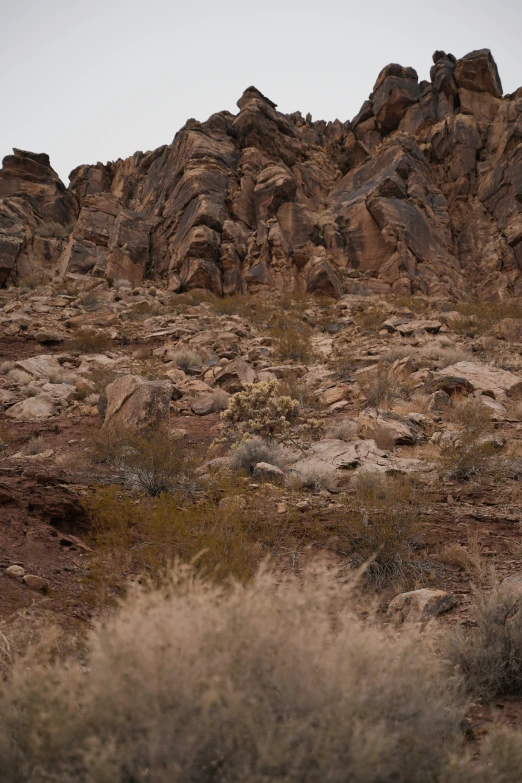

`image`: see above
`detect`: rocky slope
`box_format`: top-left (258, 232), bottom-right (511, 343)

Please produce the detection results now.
top-left (1, 48), bottom-right (522, 299)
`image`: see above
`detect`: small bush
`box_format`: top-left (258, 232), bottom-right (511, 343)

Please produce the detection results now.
top-left (69, 329), bottom-right (112, 354)
top-left (34, 221), bottom-right (74, 239)
top-left (93, 426), bottom-right (190, 496)
top-left (229, 436), bottom-right (291, 475)
top-left (169, 347), bottom-right (202, 373)
top-left (17, 270), bottom-right (50, 290)
top-left (326, 419), bottom-right (358, 441)
top-left (446, 577), bottom-right (522, 700)
top-left (271, 317), bottom-right (315, 363)
top-left (220, 380), bottom-right (299, 444)
top-left (358, 364), bottom-right (405, 409)
top-left (354, 305), bottom-right (388, 332)
top-left (278, 372), bottom-right (319, 409)
top-left (20, 436), bottom-right (47, 456)
top-left (0, 361), bottom-right (14, 375)
top-left (7, 368), bottom-right (31, 386)
top-left (349, 472), bottom-right (423, 585)
top-left (292, 462), bottom-right (336, 491)
top-left (331, 352), bottom-right (355, 382)
top-left (439, 397), bottom-right (499, 480)
top-left (0, 566), bottom-right (464, 782)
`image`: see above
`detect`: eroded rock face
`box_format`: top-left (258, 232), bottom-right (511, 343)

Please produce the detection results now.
top-left (1, 48), bottom-right (522, 298)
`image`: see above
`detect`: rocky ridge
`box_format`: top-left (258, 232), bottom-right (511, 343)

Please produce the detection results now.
top-left (1, 48), bottom-right (522, 299)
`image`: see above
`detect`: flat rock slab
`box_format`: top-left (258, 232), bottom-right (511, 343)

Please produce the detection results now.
top-left (15, 355), bottom-right (62, 379)
top-left (434, 362), bottom-right (522, 400)
top-left (6, 394), bottom-right (55, 420)
top-left (288, 438), bottom-right (429, 479)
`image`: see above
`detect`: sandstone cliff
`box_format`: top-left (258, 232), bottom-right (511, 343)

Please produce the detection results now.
top-left (1, 48), bottom-right (521, 299)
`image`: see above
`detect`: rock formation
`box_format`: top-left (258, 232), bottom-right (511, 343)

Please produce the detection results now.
top-left (1, 48), bottom-right (522, 299)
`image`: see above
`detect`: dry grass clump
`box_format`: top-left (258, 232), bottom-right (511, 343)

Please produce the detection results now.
top-left (292, 462), bottom-right (337, 491)
top-left (439, 397), bottom-right (499, 480)
top-left (348, 472), bottom-right (424, 585)
top-left (7, 368), bottom-right (32, 386)
top-left (82, 484), bottom-right (256, 588)
top-left (446, 576), bottom-right (522, 700)
top-left (452, 301), bottom-right (522, 337)
top-left (20, 436), bottom-right (47, 456)
top-left (169, 347), bottom-right (202, 373)
top-left (358, 364), bottom-right (405, 409)
top-left (34, 221), bottom-right (74, 239)
top-left (0, 566), bottom-right (464, 782)
top-left (220, 380), bottom-right (299, 444)
top-left (354, 305), bottom-right (388, 332)
top-left (0, 360), bottom-right (14, 375)
top-left (326, 419), bottom-right (358, 441)
top-left (229, 436), bottom-right (291, 475)
top-left (69, 329), bottom-right (112, 354)
top-left (17, 270), bottom-right (50, 290)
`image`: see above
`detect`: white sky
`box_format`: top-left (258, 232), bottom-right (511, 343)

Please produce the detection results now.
top-left (2, 0), bottom-right (521, 183)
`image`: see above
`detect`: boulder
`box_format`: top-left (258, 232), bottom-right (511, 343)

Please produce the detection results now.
top-left (212, 358), bottom-right (257, 393)
top-left (288, 438), bottom-right (429, 481)
top-left (5, 394), bottom-right (55, 420)
top-left (252, 462), bottom-right (285, 484)
top-left (358, 408), bottom-right (426, 446)
top-left (387, 589), bottom-right (456, 624)
top-left (103, 374), bottom-right (172, 431)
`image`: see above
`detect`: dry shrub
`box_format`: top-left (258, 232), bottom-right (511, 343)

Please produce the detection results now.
top-left (349, 471), bottom-right (423, 585)
top-left (358, 364), bottom-right (405, 409)
top-left (7, 368), bottom-right (32, 386)
top-left (270, 316), bottom-right (315, 363)
top-left (82, 485), bottom-right (255, 588)
top-left (354, 305), bottom-right (388, 332)
top-left (229, 436), bottom-right (291, 475)
top-left (34, 221), bottom-right (74, 239)
top-left (330, 351), bottom-right (354, 382)
top-left (0, 360), bottom-right (14, 375)
top-left (439, 397), bottom-right (499, 480)
top-left (220, 380), bottom-right (299, 444)
top-left (446, 576), bottom-right (522, 700)
top-left (20, 436), bottom-right (47, 456)
top-left (210, 388), bottom-right (230, 412)
top-left (381, 345), bottom-right (415, 363)
top-left (278, 372), bottom-right (319, 409)
top-left (69, 329), bottom-right (112, 354)
top-left (292, 463), bottom-right (337, 492)
top-left (17, 270), bottom-right (50, 290)
top-left (326, 419), bottom-right (358, 441)
top-left (169, 347), bottom-right (202, 373)
top-left (0, 566), bottom-right (464, 782)
top-left (93, 425), bottom-right (192, 496)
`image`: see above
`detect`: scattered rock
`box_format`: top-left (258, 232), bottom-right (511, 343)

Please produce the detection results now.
top-left (23, 574), bottom-right (49, 591)
top-left (5, 565), bottom-right (25, 578)
top-left (252, 462), bottom-right (285, 484)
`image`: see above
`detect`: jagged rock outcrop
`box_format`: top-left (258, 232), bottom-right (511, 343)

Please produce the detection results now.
top-left (1, 48), bottom-right (521, 298)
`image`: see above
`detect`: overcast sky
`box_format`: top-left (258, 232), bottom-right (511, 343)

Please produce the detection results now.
top-left (2, 0), bottom-right (521, 183)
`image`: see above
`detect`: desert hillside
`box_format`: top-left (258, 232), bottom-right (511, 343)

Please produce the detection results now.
top-left (2, 46), bottom-right (522, 781)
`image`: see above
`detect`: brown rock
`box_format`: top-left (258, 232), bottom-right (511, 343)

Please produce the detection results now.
top-left (103, 374), bottom-right (172, 431)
